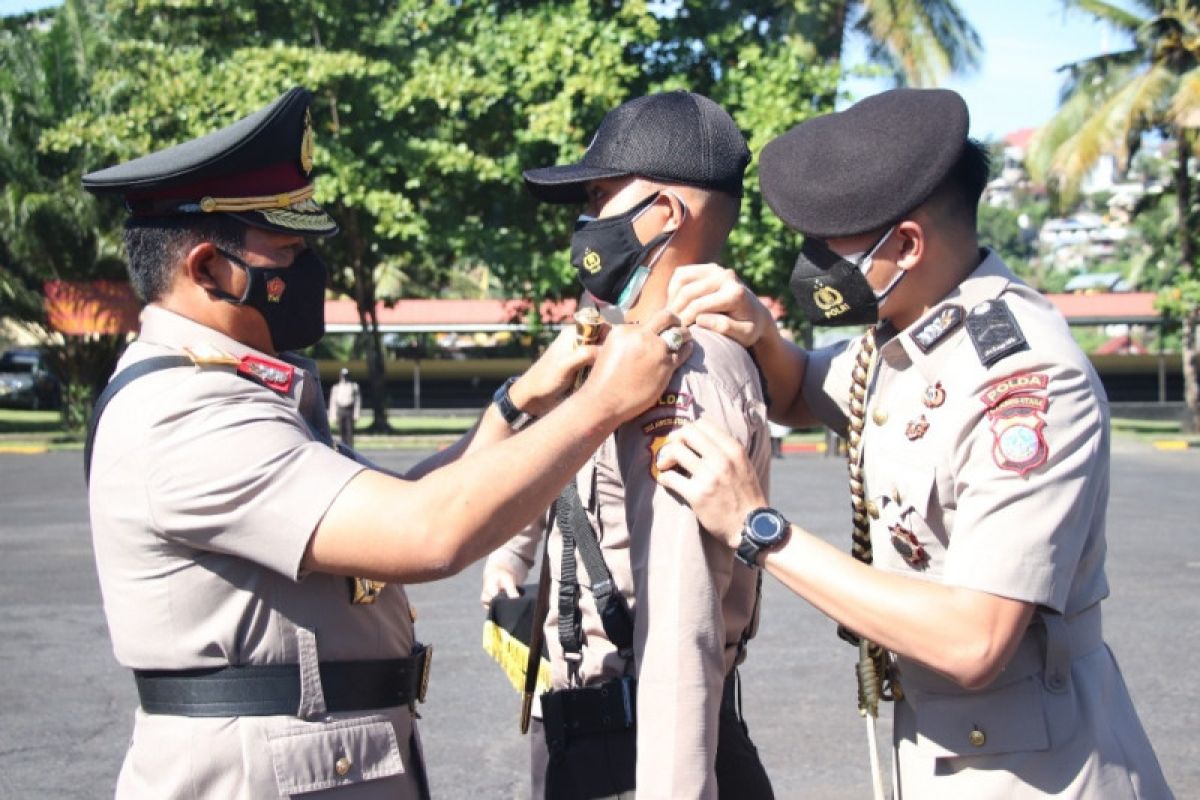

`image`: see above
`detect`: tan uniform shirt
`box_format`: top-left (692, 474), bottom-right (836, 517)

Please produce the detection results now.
top-left (803, 251), bottom-right (1172, 798)
top-left (89, 306), bottom-right (424, 799)
top-left (489, 327), bottom-right (769, 800)
top-left (329, 379), bottom-right (360, 417)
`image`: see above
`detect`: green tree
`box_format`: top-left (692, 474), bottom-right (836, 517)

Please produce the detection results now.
top-left (0, 0), bottom-right (130, 430)
top-left (1027, 0), bottom-right (1200, 430)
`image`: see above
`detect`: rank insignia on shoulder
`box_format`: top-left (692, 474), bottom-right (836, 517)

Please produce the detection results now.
top-left (237, 354), bottom-right (295, 394)
top-left (183, 344), bottom-right (240, 366)
top-left (965, 299), bottom-right (1028, 367)
top-left (910, 304), bottom-right (963, 353)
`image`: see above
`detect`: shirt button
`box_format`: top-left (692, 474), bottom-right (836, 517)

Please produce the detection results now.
top-left (335, 756), bottom-right (352, 776)
top-left (968, 727), bottom-right (987, 748)
top-left (872, 408), bottom-right (888, 425)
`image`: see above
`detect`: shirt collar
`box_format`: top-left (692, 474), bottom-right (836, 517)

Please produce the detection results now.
top-left (881, 249), bottom-right (1016, 384)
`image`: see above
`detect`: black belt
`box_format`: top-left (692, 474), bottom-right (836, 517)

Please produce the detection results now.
top-left (541, 676), bottom-right (636, 752)
top-left (134, 644), bottom-right (432, 717)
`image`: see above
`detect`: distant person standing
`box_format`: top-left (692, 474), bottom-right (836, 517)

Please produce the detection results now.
top-left (329, 367), bottom-right (361, 447)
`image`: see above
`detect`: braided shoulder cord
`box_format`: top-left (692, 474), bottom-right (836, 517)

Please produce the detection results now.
top-left (841, 327), bottom-right (903, 716)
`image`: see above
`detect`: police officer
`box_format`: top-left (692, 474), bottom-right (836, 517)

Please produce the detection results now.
top-left (328, 367), bottom-right (361, 447)
top-left (481, 91), bottom-right (774, 799)
top-left (657, 88), bottom-right (1174, 798)
top-left (82, 87), bottom-right (688, 799)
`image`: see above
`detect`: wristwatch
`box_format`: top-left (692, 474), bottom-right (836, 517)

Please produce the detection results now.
top-left (493, 376), bottom-right (534, 431)
top-left (735, 507), bottom-right (791, 568)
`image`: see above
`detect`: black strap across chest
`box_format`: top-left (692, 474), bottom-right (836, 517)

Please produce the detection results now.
top-left (83, 356), bottom-right (195, 485)
top-left (556, 479), bottom-right (635, 664)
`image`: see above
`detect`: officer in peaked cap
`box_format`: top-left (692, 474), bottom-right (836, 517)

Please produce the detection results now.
top-left (83, 87), bottom-right (690, 799)
top-left (659, 88), bottom-right (1174, 797)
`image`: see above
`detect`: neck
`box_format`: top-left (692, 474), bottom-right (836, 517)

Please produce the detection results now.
top-left (885, 244), bottom-right (981, 332)
top-left (624, 244), bottom-right (719, 324)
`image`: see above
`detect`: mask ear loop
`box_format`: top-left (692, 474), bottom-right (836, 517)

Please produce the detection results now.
top-left (858, 226), bottom-right (908, 305)
top-left (211, 247), bottom-right (255, 304)
top-left (617, 191), bottom-right (690, 311)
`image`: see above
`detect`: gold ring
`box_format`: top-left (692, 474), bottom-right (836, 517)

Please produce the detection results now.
top-left (659, 328), bottom-right (686, 353)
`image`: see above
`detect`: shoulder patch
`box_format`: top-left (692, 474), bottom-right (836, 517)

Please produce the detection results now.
top-left (237, 354), bottom-right (295, 394)
top-left (979, 372), bottom-right (1049, 409)
top-left (965, 299), bottom-right (1028, 367)
top-left (910, 304), bottom-right (964, 353)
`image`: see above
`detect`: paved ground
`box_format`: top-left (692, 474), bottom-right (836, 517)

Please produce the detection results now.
top-left (0, 440), bottom-right (1196, 799)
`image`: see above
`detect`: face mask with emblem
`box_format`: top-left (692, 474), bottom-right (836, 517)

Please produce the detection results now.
top-left (212, 247), bottom-right (329, 352)
top-left (788, 225), bottom-right (901, 327)
top-left (569, 192), bottom-right (681, 311)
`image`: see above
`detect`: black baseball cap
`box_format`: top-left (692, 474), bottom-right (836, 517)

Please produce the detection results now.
top-left (759, 88), bottom-right (969, 239)
top-left (523, 91), bottom-right (750, 204)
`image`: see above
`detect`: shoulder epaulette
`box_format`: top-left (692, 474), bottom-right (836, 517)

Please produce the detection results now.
top-left (965, 299), bottom-right (1028, 367)
top-left (182, 345), bottom-right (294, 394)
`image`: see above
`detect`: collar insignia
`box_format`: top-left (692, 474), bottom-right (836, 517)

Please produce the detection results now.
top-left (910, 304), bottom-right (963, 353)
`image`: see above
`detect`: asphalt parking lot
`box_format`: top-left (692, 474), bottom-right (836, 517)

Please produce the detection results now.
top-left (0, 440), bottom-right (1196, 798)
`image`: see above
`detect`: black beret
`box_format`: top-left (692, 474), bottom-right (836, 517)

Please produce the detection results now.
top-left (523, 91), bottom-right (750, 204)
top-left (759, 88), bottom-right (969, 239)
top-left (82, 87), bottom-right (337, 237)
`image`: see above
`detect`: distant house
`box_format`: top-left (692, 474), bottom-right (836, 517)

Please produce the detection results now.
top-left (1064, 272), bottom-right (1131, 293)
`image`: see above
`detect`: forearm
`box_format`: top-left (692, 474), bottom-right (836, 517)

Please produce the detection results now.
top-left (761, 528), bottom-right (1033, 688)
top-left (750, 329), bottom-right (818, 428)
top-left (311, 390), bottom-right (619, 583)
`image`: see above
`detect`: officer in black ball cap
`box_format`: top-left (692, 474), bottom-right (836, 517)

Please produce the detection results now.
top-left (82, 87), bottom-right (689, 799)
top-left (482, 90), bottom-right (777, 799)
top-left (660, 88), bottom-right (1173, 798)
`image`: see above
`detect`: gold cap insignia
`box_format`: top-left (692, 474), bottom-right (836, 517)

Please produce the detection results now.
top-left (300, 108), bottom-right (315, 175)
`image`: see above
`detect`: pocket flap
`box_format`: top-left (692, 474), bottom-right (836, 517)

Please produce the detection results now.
top-left (914, 676), bottom-right (1049, 759)
top-left (269, 717), bottom-right (405, 795)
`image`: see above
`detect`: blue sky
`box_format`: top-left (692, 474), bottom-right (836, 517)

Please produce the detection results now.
top-left (3, 0), bottom-right (1136, 141)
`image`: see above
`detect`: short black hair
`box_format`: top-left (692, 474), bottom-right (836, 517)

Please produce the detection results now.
top-left (123, 215), bottom-right (247, 302)
top-left (922, 139), bottom-right (990, 230)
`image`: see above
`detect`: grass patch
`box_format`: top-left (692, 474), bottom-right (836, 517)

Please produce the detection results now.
top-left (1111, 417), bottom-right (1184, 437)
top-left (376, 414), bottom-right (477, 436)
top-left (0, 408), bottom-right (62, 434)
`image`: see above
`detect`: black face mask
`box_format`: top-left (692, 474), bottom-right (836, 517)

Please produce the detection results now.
top-left (213, 247), bottom-right (328, 352)
top-left (788, 227), bottom-right (900, 327)
top-left (569, 193), bottom-right (673, 306)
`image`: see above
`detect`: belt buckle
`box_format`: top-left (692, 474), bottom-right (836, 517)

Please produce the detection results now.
top-left (416, 645), bottom-right (433, 705)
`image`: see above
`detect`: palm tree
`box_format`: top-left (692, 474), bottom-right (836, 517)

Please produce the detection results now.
top-left (811, 0), bottom-right (983, 86)
top-left (1027, 0), bottom-right (1200, 430)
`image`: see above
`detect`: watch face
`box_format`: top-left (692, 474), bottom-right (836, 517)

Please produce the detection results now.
top-left (748, 511), bottom-right (785, 545)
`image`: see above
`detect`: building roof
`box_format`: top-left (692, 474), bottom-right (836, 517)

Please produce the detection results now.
top-left (1042, 292), bottom-right (1159, 325)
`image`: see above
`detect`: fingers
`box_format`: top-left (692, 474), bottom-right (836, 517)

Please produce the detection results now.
top-left (643, 308), bottom-right (684, 335)
top-left (653, 436), bottom-right (705, 477)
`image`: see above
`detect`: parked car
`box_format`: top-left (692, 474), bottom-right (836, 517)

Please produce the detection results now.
top-left (0, 349), bottom-right (61, 410)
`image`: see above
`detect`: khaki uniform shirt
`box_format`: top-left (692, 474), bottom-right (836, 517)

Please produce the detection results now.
top-left (489, 327), bottom-right (769, 799)
top-left (329, 379), bottom-right (360, 417)
top-left (803, 251), bottom-right (1172, 798)
top-left (89, 306), bottom-right (424, 799)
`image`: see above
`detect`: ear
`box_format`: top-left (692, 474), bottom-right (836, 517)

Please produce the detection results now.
top-left (656, 191), bottom-right (688, 234)
top-left (893, 220), bottom-right (925, 272)
top-left (184, 242), bottom-right (223, 292)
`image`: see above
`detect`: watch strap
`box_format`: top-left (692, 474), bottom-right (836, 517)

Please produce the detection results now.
top-left (735, 537), bottom-right (763, 568)
top-left (493, 376), bottom-right (533, 430)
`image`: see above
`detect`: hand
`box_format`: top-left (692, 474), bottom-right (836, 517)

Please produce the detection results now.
top-left (653, 419), bottom-right (769, 548)
top-left (480, 561), bottom-right (523, 610)
top-left (667, 263), bottom-right (774, 348)
top-left (577, 309), bottom-right (692, 423)
top-left (510, 327), bottom-right (600, 417)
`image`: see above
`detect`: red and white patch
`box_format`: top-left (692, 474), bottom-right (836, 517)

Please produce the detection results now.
top-left (988, 406), bottom-right (1048, 475)
top-left (237, 354), bottom-right (295, 394)
top-left (266, 276), bottom-right (286, 303)
top-left (979, 372), bottom-right (1049, 409)
top-left (654, 391), bottom-right (693, 412)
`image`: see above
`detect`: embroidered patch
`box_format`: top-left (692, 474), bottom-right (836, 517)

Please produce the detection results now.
top-left (910, 304), bottom-right (964, 353)
top-left (648, 435), bottom-right (673, 480)
top-left (641, 416), bottom-right (685, 436)
top-left (922, 382), bottom-right (946, 409)
top-left (237, 354), bottom-right (295, 394)
top-left (989, 411), bottom-right (1049, 476)
top-left (979, 372), bottom-right (1049, 409)
top-left (266, 276), bottom-right (286, 303)
top-left (889, 524), bottom-right (929, 569)
top-left (905, 415), bottom-right (930, 441)
top-left (965, 300), bottom-right (1028, 367)
top-left (654, 391), bottom-right (693, 412)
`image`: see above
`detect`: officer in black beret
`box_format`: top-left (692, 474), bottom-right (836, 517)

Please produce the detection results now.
top-left (82, 86), bottom-right (689, 799)
top-left (657, 88), bottom-right (1173, 797)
